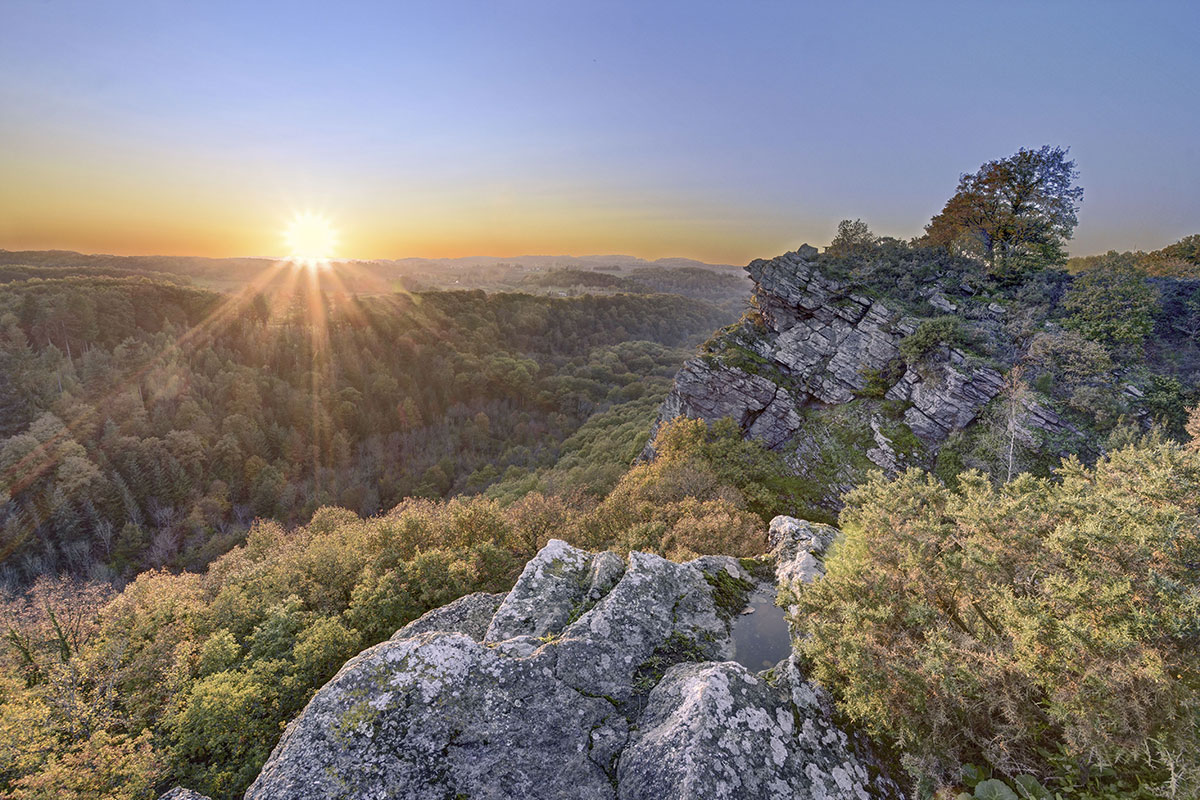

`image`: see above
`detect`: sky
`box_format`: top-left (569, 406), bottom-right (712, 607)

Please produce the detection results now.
top-left (2, 0), bottom-right (1198, 264)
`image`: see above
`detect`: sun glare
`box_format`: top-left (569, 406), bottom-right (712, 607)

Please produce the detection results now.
top-left (283, 212), bottom-right (339, 267)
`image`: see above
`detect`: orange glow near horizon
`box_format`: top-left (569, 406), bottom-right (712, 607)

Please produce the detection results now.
top-left (0, 176), bottom-right (806, 265)
top-left (0, 223), bottom-right (794, 267)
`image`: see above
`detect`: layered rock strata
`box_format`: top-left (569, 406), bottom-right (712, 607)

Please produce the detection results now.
top-left (644, 245), bottom-right (1078, 485)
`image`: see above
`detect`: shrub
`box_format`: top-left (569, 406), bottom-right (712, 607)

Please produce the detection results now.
top-left (1142, 374), bottom-right (1199, 439)
top-left (1062, 252), bottom-right (1158, 352)
top-left (899, 316), bottom-right (968, 365)
top-left (1024, 329), bottom-right (1112, 384)
top-left (857, 358), bottom-right (906, 399)
top-left (795, 441), bottom-right (1200, 796)
top-left (648, 416), bottom-right (806, 522)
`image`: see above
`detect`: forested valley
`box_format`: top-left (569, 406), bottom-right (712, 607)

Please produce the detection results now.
top-left (0, 266), bottom-right (734, 584)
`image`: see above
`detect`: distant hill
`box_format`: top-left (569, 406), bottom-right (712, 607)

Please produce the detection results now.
top-left (0, 249), bottom-right (741, 293)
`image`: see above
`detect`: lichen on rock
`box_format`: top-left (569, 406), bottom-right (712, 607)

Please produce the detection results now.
top-left (228, 530), bottom-right (900, 800)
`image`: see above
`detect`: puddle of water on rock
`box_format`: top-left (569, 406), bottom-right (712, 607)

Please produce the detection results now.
top-left (730, 589), bottom-right (793, 672)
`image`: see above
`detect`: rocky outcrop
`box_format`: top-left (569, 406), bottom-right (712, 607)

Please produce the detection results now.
top-left (749, 247), bottom-right (913, 407)
top-left (884, 350), bottom-right (1004, 443)
top-left (210, 525), bottom-right (900, 800)
top-left (768, 515), bottom-right (836, 597)
top-left (648, 245), bottom-right (1089, 501)
top-left (644, 358), bottom-right (804, 455)
top-left (391, 591), bottom-right (506, 641)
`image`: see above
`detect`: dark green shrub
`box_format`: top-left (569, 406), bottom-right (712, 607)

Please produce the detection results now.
top-left (1142, 374), bottom-right (1199, 439)
top-left (899, 316), bottom-right (968, 365)
top-left (1062, 253), bottom-right (1158, 352)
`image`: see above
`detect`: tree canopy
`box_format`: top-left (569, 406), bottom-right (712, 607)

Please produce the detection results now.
top-left (925, 145), bottom-right (1084, 279)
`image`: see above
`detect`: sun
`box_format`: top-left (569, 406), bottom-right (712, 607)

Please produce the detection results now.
top-left (283, 212), bottom-right (339, 267)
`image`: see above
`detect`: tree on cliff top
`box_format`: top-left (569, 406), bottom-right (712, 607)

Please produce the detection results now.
top-left (924, 145), bottom-right (1083, 280)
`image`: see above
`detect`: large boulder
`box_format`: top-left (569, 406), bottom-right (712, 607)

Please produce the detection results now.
top-left (242, 535), bottom-right (899, 800)
top-left (485, 538), bottom-right (624, 642)
top-left (248, 631), bottom-right (618, 800)
top-left (619, 661), bottom-right (877, 800)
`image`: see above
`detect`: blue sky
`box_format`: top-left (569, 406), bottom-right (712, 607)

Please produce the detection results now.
top-left (2, 0), bottom-right (1197, 262)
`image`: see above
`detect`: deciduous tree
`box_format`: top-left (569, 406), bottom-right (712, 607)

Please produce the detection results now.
top-left (925, 145), bottom-right (1083, 279)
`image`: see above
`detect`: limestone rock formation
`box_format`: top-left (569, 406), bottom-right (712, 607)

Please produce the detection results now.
top-left (152, 524), bottom-right (899, 800)
top-left (644, 246), bottom-right (1094, 509)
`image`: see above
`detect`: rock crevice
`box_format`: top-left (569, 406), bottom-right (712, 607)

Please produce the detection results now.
top-left (644, 246), bottom-right (1080, 499)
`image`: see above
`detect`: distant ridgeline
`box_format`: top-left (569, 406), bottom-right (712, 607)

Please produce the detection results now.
top-left (0, 267), bottom-right (732, 583)
top-left (0, 249), bottom-right (749, 301)
top-left (645, 240), bottom-right (1200, 521)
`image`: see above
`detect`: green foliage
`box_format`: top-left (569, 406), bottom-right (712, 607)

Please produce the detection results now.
top-left (827, 219), bottom-right (878, 259)
top-left (818, 232), bottom-right (985, 311)
top-left (0, 410), bottom-right (804, 797)
top-left (648, 416), bottom-right (803, 523)
top-left (0, 273), bottom-right (729, 582)
top-left (631, 632), bottom-right (707, 694)
top-left (970, 778), bottom-right (1020, 800)
top-left (169, 662), bottom-right (293, 797)
top-left (1141, 374), bottom-right (1199, 439)
top-left (2, 497), bottom-right (538, 798)
top-left (857, 358), bottom-right (906, 399)
top-left (1024, 329), bottom-right (1113, 384)
top-left (796, 441), bottom-right (1200, 796)
top-left (1068, 235), bottom-right (1200, 279)
top-left (949, 761), bottom-right (1166, 800)
top-left (899, 316), bottom-right (968, 365)
top-left (703, 570), bottom-right (753, 620)
top-left (1062, 252), bottom-right (1158, 352)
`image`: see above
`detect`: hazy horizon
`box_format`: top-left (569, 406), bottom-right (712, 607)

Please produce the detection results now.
top-left (0, 245), bottom-right (742, 267)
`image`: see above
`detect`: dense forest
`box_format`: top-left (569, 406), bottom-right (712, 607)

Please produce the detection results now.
top-left (0, 269), bottom-right (733, 584)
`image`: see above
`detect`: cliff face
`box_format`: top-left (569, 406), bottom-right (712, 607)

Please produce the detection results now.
top-left (644, 246), bottom-right (1084, 510)
top-left (163, 519), bottom-right (900, 800)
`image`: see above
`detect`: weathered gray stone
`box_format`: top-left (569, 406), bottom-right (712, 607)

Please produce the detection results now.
top-left (642, 359), bottom-right (798, 458)
top-left (866, 417), bottom-right (901, 472)
top-left (551, 550), bottom-right (731, 703)
top-left (391, 591), bottom-right (506, 641)
top-left (618, 661), bottom-right (879, 800)
top-left (644, 247), bottom-right (912, 460)
top-left (643, 246), bottom-right (1076, 510)
top-left (769, 515), bottom-right (837, 606)
top-left (928, 291), bottom-right (958, 313)
top-left (247, 632), bottom-right (617, 800)
top-left (747, 390), bottom-right (804, 449)
top-left (885, 354), bottom-right (1005, 442)
top-left (485, 539), bottom-right (623, 642)
top-left (245, 537), bottom-right (900, 800)
top-left (156, 790), bottom-right (211, 800)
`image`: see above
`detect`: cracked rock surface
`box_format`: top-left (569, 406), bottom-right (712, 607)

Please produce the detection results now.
top-left (643, 246), bottom-right (1017, 481)
top-left (157, 525), bottom-right (899, 800)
